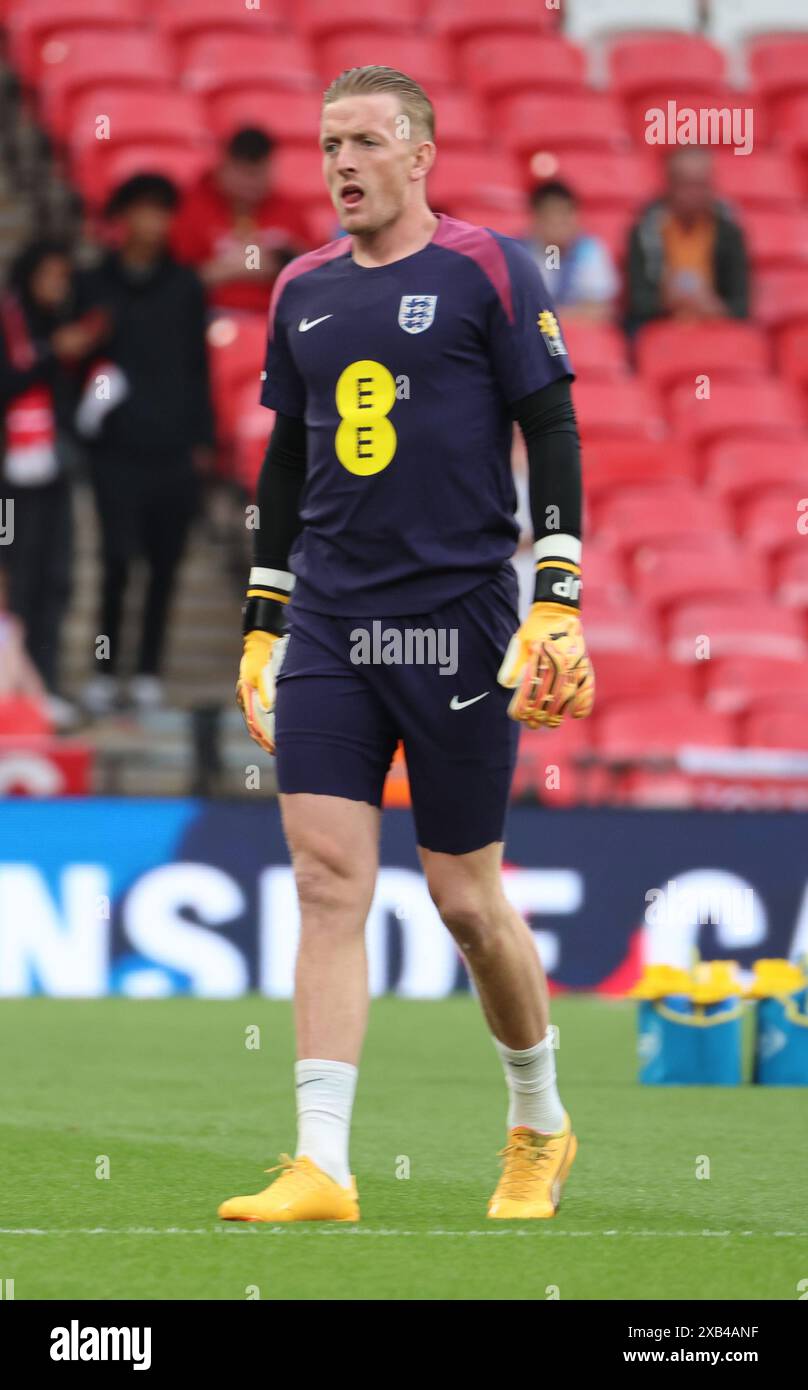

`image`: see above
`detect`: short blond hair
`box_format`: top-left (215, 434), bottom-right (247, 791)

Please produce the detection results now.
top-left (323, 66), bottom-right (435, 142)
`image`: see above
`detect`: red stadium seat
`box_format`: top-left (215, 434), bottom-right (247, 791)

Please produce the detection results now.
top-left (748, 37), bottom-right (808, 113)
top-left (155, 0), bottom-right (284, 60)
top-left (510, 718), bottom-right (594, 807)
top-left (498, 92), bottom-right (631, 160)
top-left (431, 0), bottom-right (558, 40)
top-left (633, 543), bottom-right (761, 611)
top-left (207, 315), bottom-right (267, 449)
top-left (597, 485), bottom-right (732, 554)
top-left (581, 207), bottom-right (634, 264)
top-left (668, 379), bottom-right (805, 451)
top-left (418, 92), bottom-right (488, 150)
top-left (743, 705), bottom-right (808, 751)
top-left (207, 90), bottom-right (323, 145)
top-left (776, 322), bottom-right (808, 389)
top-left (295, 0), bottom-right (420, 41)
top-left (754, 269), bottom-right (808, 330)
top-left (86, 142), bottom-right (214, 205)
top-left (183, 34), bottom-right (317, 98)
top-left (573, 378), bottom-right (665, 441)
top-left (705, 657), bottom-right (808, 714)
top-left (234, 384), bottom-right (273, 495)
top-left (69, 86), bottom-right (208, 152)
top-left (773, 548), bottom-right (808, 608)
top-left (304, 202), bottom-right (340, 246)
top-left (7, 0), bottom-right (143, 82)
top-left (461, 35), bottom-right (585, 102)
top-left (713, 149), bottom-right (803, 208)
top-left (584, 440), bottom-right (697, 499)
top-left (576, 543), bottom-right (629, 604)
top-left (448, 204), bottom-right (528, 238)
top-left (37, 28), bottom-right (174, 139)
top-left (582, 594), bottom-right (660, 652)
top-left (778, 94), bottom-right (808, 157)
top-left (315, 35), bottom-right (456, 91)
top-left (595, 698), bottom-right (735, 759)
top-left (426, 150), bottom-right (524, 213)
top-left (623, 85), bottom-right (756, 148)
top-left (742, 209), bottom-right (808, 270)
top-left (622, 84), bottom-right (752, 149)
top-left (0, 696), bottom-right (51, 736)
top-left (590, 652), bottom-right (697, 709)
top-left (608, 35), bottom-right (729, 145)
top-left (636, 320), bottom-right (770, 389)
top-left (541, 151), bottom-right (660, 211)
top-left (561, 321), bottom-right (629, 379)
top-left (607, 34), bottom-right (727, 97)
top-left (668, 601), bottom-right (806, 662)
top-left (704, 439), bottom-right (808, 507)
top-left (68, 88), bottom-right (211, 204)
top-left (271, 144), bottom-right (329, 204)
top-left (740, 490), bottom-right (808, 557)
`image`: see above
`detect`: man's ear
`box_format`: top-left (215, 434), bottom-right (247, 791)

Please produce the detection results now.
top-left (410, 141), bottom-right (436, 183)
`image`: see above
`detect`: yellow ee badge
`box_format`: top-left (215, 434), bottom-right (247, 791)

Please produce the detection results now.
top-left (537, 310), bottom-right (568, 358)
top-left (335, 359), bottom-right (397, 475)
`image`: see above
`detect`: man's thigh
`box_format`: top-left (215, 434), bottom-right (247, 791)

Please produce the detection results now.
top-left (372, 571), bottom-right (520, 856)
top-left (274, 606), bottom-right (399, 809)
top-left (280, 792), bottom-right (382, 909)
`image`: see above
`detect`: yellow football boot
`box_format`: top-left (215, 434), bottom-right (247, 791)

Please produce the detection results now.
top-left (218, 1155), bottom-right (359, 1223)
top-left (488, 1114), bottom-right (577, 1219)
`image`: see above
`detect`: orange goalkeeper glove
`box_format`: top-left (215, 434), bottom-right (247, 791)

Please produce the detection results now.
top-left (497, 601), bottom-right (594, 729)
top-left (236, 629), bottom-right (288, 754)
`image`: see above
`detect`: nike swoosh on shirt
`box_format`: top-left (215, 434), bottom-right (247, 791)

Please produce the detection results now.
top-left (449, 693), bottom-right (489, 711)
top-left (298, 315), bottom-right (333, 332)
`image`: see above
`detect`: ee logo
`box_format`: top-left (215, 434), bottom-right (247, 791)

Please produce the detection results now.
top-left (335, 359), bottom-right (397, 475)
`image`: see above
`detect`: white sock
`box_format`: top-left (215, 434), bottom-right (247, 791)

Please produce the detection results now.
top-left (494, 1030), bottom-right (566, 1135)
top-left (295, 1058), bottom-right (357, 1187)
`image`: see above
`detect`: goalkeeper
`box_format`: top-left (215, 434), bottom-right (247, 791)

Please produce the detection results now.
top-left (224, 65), bottom-right (593, 1226)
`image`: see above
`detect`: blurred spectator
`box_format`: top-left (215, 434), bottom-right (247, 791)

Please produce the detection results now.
top-left (527, 181), bottom-right (619, 322)
top-left (172, 127), bottom-right (309, 315)
top-left (0, 564), bottom-right (47, 701)
top-left (78, 174), bottom-right (215, 716)
top-left (626, 147), bottom-right (749, 332)
top-left (0, 238), bottom-right (104, 730)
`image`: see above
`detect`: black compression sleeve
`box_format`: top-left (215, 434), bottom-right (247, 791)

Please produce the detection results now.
top-left (253, 412), bottom-right (306, 569)
top-left (512, 376), bottom-right (583, 608)
top-left (244, 412), bottom-right (307, 635)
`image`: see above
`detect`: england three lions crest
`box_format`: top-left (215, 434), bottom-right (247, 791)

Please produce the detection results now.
top-left (398, 295), bottom-right (438, 334)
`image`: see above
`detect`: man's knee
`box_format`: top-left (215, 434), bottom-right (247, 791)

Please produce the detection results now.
top-left (291, 831), bottom-right (371, 924)
top-left (429, 882), bottom-right (508, 957)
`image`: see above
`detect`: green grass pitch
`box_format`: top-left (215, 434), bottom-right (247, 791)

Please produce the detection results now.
top-left (1, 996), bottom-right (805, 1300)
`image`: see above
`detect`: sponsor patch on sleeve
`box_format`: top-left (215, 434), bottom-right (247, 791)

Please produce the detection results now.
top-left (537, 309), bottom-right (568, 357)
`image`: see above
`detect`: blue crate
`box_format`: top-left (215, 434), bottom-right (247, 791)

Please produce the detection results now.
top-left (753, 990), bottom-right (808, 1086)
top-left (638, 996), bottom-right (744, 1085)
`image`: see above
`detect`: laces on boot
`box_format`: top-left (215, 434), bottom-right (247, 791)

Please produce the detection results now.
top-left (263, 1155), bottom-right (331, 1189)
top-left (495, 1133), bottom-right (553, 1200)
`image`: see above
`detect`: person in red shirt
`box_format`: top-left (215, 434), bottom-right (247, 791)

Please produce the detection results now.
top-left (172, 127), bottom-right (310, 315)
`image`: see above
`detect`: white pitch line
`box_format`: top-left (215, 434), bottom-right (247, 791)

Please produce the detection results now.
top-left (0, 1228), bottom-right (806, 1238)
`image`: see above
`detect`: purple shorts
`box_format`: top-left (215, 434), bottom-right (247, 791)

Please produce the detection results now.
top-left (274, 568), bottom-right (521, 854)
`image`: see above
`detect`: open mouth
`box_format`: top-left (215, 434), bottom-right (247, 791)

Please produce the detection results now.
top-left (340, 183), bottom-right (364, 208)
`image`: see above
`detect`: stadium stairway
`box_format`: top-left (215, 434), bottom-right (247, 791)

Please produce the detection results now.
top-left (0, 55), bottom-right (81, 270)
top-left (60, 478), bottom-right (271, 796)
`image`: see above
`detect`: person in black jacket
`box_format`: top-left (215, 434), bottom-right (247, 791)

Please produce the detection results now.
top-left (78, 174), bottom-right (215, 715)
top-left (0, 238), bottom-right (105, 728)
top-left (625, 146), bottom-right (749, 335)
